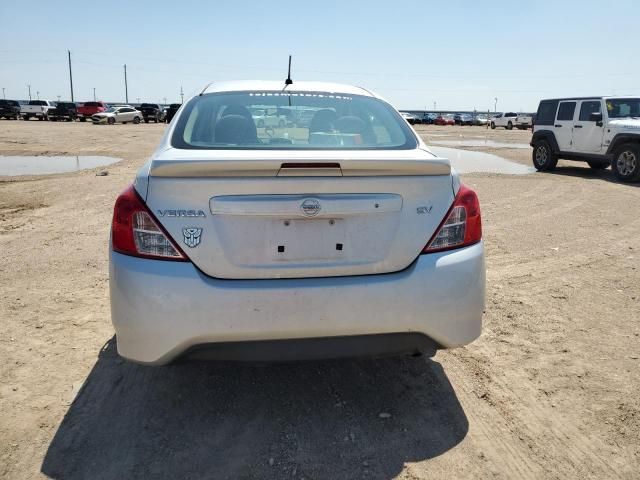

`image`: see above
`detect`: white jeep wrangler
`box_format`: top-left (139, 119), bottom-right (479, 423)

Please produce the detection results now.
top-left (530, 96), bottom-right (640, 182)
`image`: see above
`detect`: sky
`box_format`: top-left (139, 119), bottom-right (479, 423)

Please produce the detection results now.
top-left (0, 0), bottom-right (638, 112)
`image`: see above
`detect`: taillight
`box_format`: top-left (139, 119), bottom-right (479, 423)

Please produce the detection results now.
top-left (111, 185), bottom-right (187, 261)
top-left (422, 184), bottom-right (482, 253)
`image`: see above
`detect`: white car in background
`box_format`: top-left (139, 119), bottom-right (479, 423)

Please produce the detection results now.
top-left (92, 105), bottom-right (142, 125)
top-left (109, 80), bottom-right (486, 365)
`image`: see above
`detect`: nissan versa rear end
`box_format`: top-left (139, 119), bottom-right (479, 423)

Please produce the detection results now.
top-left (109, 81), bottom-right (485, 365)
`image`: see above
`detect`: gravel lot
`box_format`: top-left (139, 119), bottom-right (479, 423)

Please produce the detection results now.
top-left (1, 121), bottom-right (639, 479)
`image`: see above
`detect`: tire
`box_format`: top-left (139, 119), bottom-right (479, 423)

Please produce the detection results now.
top-left (107, 117), bottom-right (115, 125)
top-left (144, 118), bottom-right (149, 123)
top-left (38, 116), bottom-right (43, 121)
top-left (507, 121), bottom-right (513, 130)
top-left (587, 161), bottom-right (609, 170)
top-left (490, 122), bottom-right (495, 129)
top-left (612, 143), bottom-right (640, 182)
top-left (80, 117), bottom-right (86, 122)
top-left (133, 116), bottom-right (141, 124)
top-left (532, 140), bottom-right (558, 171)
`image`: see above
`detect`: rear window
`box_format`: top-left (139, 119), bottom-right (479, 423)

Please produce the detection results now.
top-left (29, 100), bottom-right (47, 106)
top-left (171, 91), bottom-right (417, 150)
top-left (141, 103), bottom-right (158, 108)
top-left (557, 102), bottom-right (576, 121)
top-left (536, 100), bottom-right (559, 126)
top-left (579, 101), bottom-right (601, 121)
top-left (83, 102), bottom-right (102, 107)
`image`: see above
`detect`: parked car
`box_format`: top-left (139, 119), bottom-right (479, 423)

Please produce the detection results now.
top-left (48, 102), bottom-right (78, 122)
top-left (139, 103), bottom-right (164, 123)
top-left (472, 114), bottom-right (488, 126)
top-left (434, 114), bottom-right (455, 126)
top-left (165, 103), bottom-right (181, 123)
top-left (420, 113), bottom-right (437, 125)
top-left (92, 105), bottom-right (142, 125)
top-left (400, 111), bottom-right (418, 125)
top-left (531, 96), bottom-right (640, 182)
top-left (251, 108), bottom-right (289, 128)
top-left (77, 101), bottom-right (107, 122)
top-left (109, 80), bottom-right (485, 365)
top-left (21, 100), bottom-right (55, 121)
top-left (0, 99), bottom-right (21, 120)
top-left (454, 113), bottom-right (473, 126)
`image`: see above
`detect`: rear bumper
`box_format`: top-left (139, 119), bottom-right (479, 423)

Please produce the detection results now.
top-left (109, 241), bottom-right (485, 365)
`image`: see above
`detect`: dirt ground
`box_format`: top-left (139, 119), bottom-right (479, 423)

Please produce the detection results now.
top-left (1, 121), bottom-right (639, 480)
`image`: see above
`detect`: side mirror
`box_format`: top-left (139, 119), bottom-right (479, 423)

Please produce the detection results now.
top-left (589, 112), bottom-right (603, 126)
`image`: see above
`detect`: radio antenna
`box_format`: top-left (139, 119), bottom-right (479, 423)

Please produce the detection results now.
top-left (285, 55), bottom-right (293, 86)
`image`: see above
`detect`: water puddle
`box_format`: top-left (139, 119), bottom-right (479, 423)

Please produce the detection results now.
top-left (429, 139), bottom-right (531, 149)
top-left (429, 146), bottom-right (534, 175)
top-left (0, 155), bottom-right (120, 176)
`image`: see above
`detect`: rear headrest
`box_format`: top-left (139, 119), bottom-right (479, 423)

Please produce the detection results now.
top-left (222, 104), bottom-right (253, 122)
top-left (309, 109), bottom-right (337, 133)
top-left (335, 115), bottom-right (376, 144)
top-left (215, 114), bottom-right (258, 145)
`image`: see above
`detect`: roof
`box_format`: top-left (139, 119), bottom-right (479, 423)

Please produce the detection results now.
top-left (200, 80), bottom-right (378, 98)
top-left (539, 95), bottom-right (640, 102)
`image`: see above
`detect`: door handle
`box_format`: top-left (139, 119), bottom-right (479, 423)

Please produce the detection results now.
top-left (574, 125), bottom-right (583, 129)
top-left (555, 124), bottom-right (562, 127)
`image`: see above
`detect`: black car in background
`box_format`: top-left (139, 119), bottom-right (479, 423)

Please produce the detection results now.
top-left (48, 102), bottom-right (78, 122)
top-left (165, 103), bottom-right (181, 123)
top-left (139, 103), bottom-right (164, 123)
top-left (420, 112), bottom-right (437, 124)
top-left (0, 99), bottom-right (21, 120)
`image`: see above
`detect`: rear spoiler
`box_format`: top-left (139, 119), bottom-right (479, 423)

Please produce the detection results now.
top-left (148, 158), bottom-right (451, 177)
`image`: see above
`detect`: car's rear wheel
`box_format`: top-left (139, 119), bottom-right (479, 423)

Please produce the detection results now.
top-left (144, 118), bottom-right (149, 123)
top-left (612, 143), bottom-right (640, 182)
top-left (490, 122), bottom-right (495, 129)
top-left (587, 161), bottom-right (609, 170)
top-left (107, 117), bottom-right (115, 125)
top-left (532, 140), bottom-right (557, 171)
top-left (507, 121), bottom-right (513, 130)
top-left (80, 117), bottom-right (86, 122)
top-left (133, 116), bottom-right (141, 124)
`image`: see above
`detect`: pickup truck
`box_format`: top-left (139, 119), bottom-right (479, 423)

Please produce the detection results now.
top-left (77, 101), bottom-right (107, 122)
top-left (21, 100), bottom-right (56, 121)
top-left (139, 103), bottom-right (163, 123)
top-left (0, 99), bottom-right (21, 120)
top-left (490, 112), bottom-right (532, 130)
top-left (48, 102), bottom-right (78, 122)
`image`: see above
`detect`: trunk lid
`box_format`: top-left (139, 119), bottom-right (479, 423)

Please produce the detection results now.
top-left (144, 148), bottom-right (454, 279)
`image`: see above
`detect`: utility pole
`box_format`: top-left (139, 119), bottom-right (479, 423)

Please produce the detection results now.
top-left (124, 64), bottom-right (129, 104)
top-left (433, 101), bottom-right (436, 111)
top-left (494, 97), bottom-right (498, 113)
top-left (67, 50), bottom-right (74, 102)
top-left (27, 84), bottom-right (32, 101)
top-left (36, 91), bottom-right (40, 100)
top-left (93, 87), bottom-right (96, 101)
top-left (57, 95), bottom-right (61, 102)
top-left (136, 97), bottom-right (140, 105)
top-left (2, 88), bottom-right (5, 99)
top-left (163, 97), bottom-right (167, 105)
top-left (180, 86), bottom-right (184, 103)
